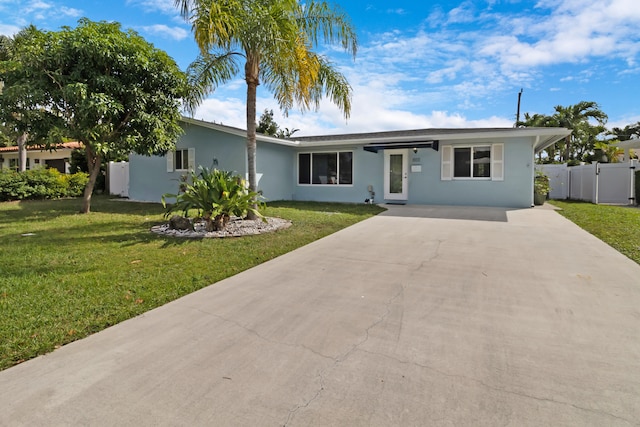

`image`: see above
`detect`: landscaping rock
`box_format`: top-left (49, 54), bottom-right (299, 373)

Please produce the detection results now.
top-left (168, 215), bottom-right (193, 231)
top-left (152, 217), bottom-right (291, 238)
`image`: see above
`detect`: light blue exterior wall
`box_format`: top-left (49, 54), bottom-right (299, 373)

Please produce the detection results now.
top-left (128, 121), bottom-right (538, 208)
top-left (290, 137), bottom-right (535, 208)
top-left (407, 137), bottom-right (534, 208)
top-left (128, 123), bottom-right (295, 203)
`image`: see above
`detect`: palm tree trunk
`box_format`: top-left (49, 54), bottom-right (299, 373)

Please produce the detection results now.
top-left (81, 144), bottom-right (101, 214)
top-left (245, 55), bottom-right (260, 220)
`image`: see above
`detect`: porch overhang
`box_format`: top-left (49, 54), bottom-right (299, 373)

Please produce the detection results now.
top-left (363, 140), bottom-right (439, 153)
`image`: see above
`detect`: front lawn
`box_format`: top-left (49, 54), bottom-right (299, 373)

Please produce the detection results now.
top-left (549, 200), bottom-right (640, 265)
top-left (0, 197), bottom-right (384, 371)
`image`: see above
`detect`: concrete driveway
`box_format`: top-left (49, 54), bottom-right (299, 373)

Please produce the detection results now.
top-left (2, 205), bottom-right (639, 426)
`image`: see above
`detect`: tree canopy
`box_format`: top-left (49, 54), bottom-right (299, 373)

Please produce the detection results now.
top-left (176, 0), bottom-right (357, 216)
top-left (0, 19), bottom-right (187, 212)
top-left (520, 101), bottom-right (609, 163)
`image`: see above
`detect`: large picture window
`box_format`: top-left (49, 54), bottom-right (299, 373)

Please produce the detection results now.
top-left (454, 146), bottom-right (491, 178)
top-left (298, 152), bottom-right (353, 185)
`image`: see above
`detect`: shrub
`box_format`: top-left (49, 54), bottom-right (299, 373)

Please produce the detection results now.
top-left (0, 168), bottom-right (89, 201)
top-left (534, 170), bottom-right (551, 194)
top-left (162, 167), bottom-right (265, 231)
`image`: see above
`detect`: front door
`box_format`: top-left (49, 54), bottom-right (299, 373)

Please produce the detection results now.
top-left (384, 149), bottom-right (408, 200)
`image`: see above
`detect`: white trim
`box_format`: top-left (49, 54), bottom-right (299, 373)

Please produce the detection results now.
top-left (384, 149), bottom-right (409, 200)
top-left (188, 147), bottom-right (195, 171)
top-left (441, 146), bottom-right (453, 181)
top-left (166, 151), bottom-right (174, 172)
top-left (491, 143), bottom-right (504, 181)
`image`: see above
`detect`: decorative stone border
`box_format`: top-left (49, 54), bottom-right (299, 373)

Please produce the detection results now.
top-left (151, 217), bottom-right (292, 238)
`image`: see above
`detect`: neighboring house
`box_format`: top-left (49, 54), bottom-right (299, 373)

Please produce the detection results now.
top-left (0, 142), bottom-right (82, 173)
top-left (129, 117), bottom-right (570, 208)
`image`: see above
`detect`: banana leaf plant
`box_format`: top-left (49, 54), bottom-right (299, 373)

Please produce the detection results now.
top-left (162, 167), bottom-right (265, 231)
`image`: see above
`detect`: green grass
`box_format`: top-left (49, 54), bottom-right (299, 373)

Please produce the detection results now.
top-left (0, 197), bottom-right (384, 370)
top-left (549, 200), bottom-right (640, 265)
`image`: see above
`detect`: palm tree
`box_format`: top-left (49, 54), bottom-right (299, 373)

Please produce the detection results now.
top-left (175, 0), bottom-right (357, 216)
top-left (552, 102), bottom-right (607, 162)
top-left (610, 122), bottom-right (640, 141)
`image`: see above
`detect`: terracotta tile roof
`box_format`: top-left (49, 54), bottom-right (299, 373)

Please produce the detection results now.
top-left (0, 141), bottom-right (83, 153)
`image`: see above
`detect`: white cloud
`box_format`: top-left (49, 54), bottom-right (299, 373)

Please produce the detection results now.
top-left (60, 6), bottom-right (82, 17)
top-left (126, 0), bottom-right (180, 16)
top-left (140, 24), bottom-right (189, 41)
top-left (0, 23), bottom-right (20, 36)
top-left (23, 0), bottom-right (52, 14)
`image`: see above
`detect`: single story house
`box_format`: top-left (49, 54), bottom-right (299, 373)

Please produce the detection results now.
top-left (0, 142), bottom-right (82, 173)
top-left (129, 117), bottom-right (570, 208)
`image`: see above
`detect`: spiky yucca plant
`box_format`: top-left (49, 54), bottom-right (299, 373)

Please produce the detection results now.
top-left (162, 167), bottom-right (265, 231)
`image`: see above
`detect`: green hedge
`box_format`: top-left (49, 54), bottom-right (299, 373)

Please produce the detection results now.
top-left (0, 169), bottom-right (89, 202)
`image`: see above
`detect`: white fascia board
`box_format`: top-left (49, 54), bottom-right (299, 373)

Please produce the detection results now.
top-left (179, 116), bottom-right (299, 147)
top-left (294, 128), bottom-right (573, 148)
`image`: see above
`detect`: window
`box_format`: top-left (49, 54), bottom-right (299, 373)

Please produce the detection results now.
top-left (167, 148), bottom-right (195, 172)
top-left (453, 146), bottom-right (491, 178)
top-left (175, 149), bottom-right (189, 170)
top-left (9, 158), bottom-right (29, 172)
top-left (298, 152), bottom-right (353, 185)
top-left (441, 143), bottom-right (503, 181)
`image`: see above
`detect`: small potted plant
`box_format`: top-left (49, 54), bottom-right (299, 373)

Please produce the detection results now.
top-left (534, 170), bottom-right (551, 206)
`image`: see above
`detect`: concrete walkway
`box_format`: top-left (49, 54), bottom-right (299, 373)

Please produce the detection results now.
top-left (2, 205), bottom-right (640, 426)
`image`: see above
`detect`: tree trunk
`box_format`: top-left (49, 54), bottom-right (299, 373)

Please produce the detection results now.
top-left (81, 144), bottom-right (102, 214)
top-left (564, 135), bottom-right (571, 163)
top-left (17, 133), bottom-right (27, 172)
top-left (245, 54), bottom-right (260, 220)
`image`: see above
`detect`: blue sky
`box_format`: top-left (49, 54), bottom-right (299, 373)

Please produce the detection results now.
top-left (1, 0), bottom-right (639, 136)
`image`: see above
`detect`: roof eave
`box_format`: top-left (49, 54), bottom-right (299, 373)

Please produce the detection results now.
top-left (180, 116), bottom-right (300, 147)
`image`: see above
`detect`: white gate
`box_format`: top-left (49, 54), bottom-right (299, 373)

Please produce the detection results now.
top-left (108, 161), bottom-right (129, 198)
top-left (539, 160), bottom-right (637, 205)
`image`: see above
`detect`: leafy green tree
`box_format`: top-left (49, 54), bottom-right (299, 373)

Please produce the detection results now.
top-left (176, 0), bottom-right (357, 217)
top-left (0, 30), bottom-right (31, 169)
top-left (0, 19), bottom-right (186, 213)
top-left (256, 108), bottom-right (299, 138)
top-left (256, 109), bottom-right (279, 136)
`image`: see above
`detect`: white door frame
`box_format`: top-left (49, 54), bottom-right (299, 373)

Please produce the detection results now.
top-left (384, 149), bottom-right (409, 200)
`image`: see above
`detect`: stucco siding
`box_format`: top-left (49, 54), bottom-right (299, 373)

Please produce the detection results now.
top-left (407, 137), bottom-right (534, 207)
top-left (256, 143), bottom-right (295, 201)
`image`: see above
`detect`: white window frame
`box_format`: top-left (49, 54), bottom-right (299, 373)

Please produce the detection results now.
top-left (297, 151), bottom-right (354, 186)
top-left (167, 148), bottom-right (195, 172)
top-left (441, 143), bottom-right (504, 181)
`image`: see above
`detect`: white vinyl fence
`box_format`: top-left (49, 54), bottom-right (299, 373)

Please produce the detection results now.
top-left (537, 160), bottom-right (638, 205)
top-left (107, 161), bottom-right (129, 198)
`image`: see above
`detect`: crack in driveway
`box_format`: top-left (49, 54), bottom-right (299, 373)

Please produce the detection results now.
top-left (355, 348), bottom-right (635, 425)
top-left (282, 284), bottom-right (406, 426)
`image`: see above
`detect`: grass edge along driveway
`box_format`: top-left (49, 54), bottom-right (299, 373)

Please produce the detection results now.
top-left (0, 197), bottom-right (384, 371)
top-left (549, 200), bottom-right (640, 266)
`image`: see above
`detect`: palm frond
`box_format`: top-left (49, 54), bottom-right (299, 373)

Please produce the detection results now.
top-left (184, 51), bottom-right (241, 115)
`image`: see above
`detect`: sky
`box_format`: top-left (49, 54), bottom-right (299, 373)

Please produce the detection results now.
top-left (1, 0), bottom-right (639, 136)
